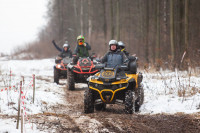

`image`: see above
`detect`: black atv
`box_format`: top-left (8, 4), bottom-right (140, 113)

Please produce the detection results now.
top-left (84, 64), bottom-right (144, 114)
top-left (66, 55), bottom-right (99, 90)
top-left (54, 56), bottom-right (71, 84)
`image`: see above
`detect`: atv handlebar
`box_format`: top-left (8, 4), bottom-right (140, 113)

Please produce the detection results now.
top-left (94, 64), bottom-right (105, 69)
top-left (94, 64), bottom-right (128, 71)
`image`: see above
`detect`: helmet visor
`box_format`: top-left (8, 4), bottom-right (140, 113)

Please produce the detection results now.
top-left (78, 39), bottom-right (84, 45)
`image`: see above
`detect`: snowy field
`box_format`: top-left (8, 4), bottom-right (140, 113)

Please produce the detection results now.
top-left (0, 58), bottom-right (199, 132)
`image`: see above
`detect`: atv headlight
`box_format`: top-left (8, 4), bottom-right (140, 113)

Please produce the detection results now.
top-left (57, 65), bottom-right (61, 68)
top-left (116, 77), bottom-right (121, 80)
top-left (91, 76), bottom-right (99, 80)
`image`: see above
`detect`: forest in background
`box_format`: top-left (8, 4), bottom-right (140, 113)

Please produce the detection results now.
top-left (14, 0), bottom-right (200, 69)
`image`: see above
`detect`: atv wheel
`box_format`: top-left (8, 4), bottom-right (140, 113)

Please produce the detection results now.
top-left (54, 68), bottom-right (60, 84)
top-left (135, 84), bottom-right (144, 112)
top-left (67, 68), bottom-right (75, 90)
top-left (95, 103), bottom-right (106, 111)
top-left (125, 90), bottom-right (135, 114)
top-left (84, 89), bottom-right (94, 113)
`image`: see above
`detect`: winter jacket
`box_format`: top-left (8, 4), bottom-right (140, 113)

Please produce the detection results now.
top-left (58, 50), bottom-right (72, 58)
top-left (52, 41), bottom-right (72, 58)
top-left (73, 42), bottom-right (91, 57)
top-left (101, 49), bottom-right (127, 68)
top-left (120, 48), bottom-right (129, 57)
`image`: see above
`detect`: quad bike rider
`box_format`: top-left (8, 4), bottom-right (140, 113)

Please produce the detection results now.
top-left (52, 40), bottom-right (72, 84)
top-left (84, 40), bottom-right (144, 114)
top-left (118, 41), bottom-right (130, 57)
top-left (66, 35), bottom-right (99, 90)
top-left (118, 41), bottom-right (138, 74)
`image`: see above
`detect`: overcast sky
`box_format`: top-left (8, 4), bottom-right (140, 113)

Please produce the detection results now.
top-left (0, 0), bottom-right (47, 54)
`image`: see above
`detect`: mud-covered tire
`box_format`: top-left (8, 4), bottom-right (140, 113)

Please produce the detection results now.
top-left (125, 90), bottom-right (135, 114)
top-left (84, 89), bottom-right (94, 113)
top-left (67, 68), bottom-right (75, 90)
top-left (95, 103), bottom-right (106, 111)
top-left (135, 84), bottom-right (144, 112)
top-left (54, 68), bottom-right (59, 84)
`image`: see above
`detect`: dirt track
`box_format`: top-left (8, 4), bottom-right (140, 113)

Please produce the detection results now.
top-left (1, 83), bottom-right (199, 133)
top-left (32, 83), bottom-right (200, 133)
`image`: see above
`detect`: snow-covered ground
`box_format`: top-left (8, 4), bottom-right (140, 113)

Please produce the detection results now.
top-left (0, 58), bottom-right (199, 132)
top-left (142, 70), bottom-right (200, 114)
top-left (0, 58), bottom-right (65, 132)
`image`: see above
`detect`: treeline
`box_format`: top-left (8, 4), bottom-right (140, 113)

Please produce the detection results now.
top-left (17, 0), bottom-right (200, 69)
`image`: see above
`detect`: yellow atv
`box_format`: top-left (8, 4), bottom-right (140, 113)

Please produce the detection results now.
top-left (84, 64), bottom-right (144, 114)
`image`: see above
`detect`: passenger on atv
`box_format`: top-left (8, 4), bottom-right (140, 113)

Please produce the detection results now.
top-left (72, 35), bottom-right (91, 64)
top-left (118, 41), bottom-right (138, 74)
top-left (52, 40), bottom-right (72, 84)
top-left (118, 41), bottom-right (130, 57)
top-left (52, 40), bottom-right (72, 62)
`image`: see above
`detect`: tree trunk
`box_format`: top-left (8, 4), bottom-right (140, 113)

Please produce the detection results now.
top-left (88, 0), bottom-right (92, 44)
top-left (145, 0), bottom-right (149, 63)
top-left (102, 0), bottom-right (107, 51)
top-left (73, 0), bottom-right (78, 35)
top-left (170, 0), bottom-right (175, 62)
top-left (128, 0), bottom-right (131, 51)
top-left (156, 0), bottom-right (160, 61)
top-left (163, 0), bottom-right (167, 49)
top-left (110, 0), bottom-right (114, 39)
top-left (185, 0), bottom-right (189, 53)
top-left (116, 0), bottom-right (120, 41)
top-left (80, 0), bottom-right (84, 35)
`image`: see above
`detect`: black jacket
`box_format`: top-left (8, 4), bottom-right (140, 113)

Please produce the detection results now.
top-left (52, 41), bottom-right (72, 58)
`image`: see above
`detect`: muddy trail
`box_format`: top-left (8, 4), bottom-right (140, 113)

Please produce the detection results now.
top-left (1, 83), bottom-right (199, 133)
top-left (33, 83), bottom-right (200, 133)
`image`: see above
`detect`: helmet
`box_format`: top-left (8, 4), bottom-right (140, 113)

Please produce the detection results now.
top-left (109, 40), bottom-right (118, 46)
top-left (77, 35), bottom-right (85, 45)
top-left (77, 35), bottom-right (85, 41)
top-left (118, 41), bottom-right (125, 48)
top-left (63, 44), bottom-right (69, 48)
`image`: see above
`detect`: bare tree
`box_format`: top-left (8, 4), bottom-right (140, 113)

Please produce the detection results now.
top-left (80, 0), bottom-right (84, 35)
top-left (156, 0), bottom-right (160, 61)
top-left (170, 0), bottom-right (175, 62)
top-left (110, 0), bottom-right (114, 39)
top-left (184, 0), bottom-right (189, 53)
top-left (88, 0), bottom-right (92, 44)
top-left (116, 0), bottom-right (120, 41)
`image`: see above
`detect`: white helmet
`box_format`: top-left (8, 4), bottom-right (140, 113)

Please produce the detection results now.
top-left (118, 41), bottom-right (125, 48)
top-left (109, 40), bottom-right (118, 46)
top-left (63, 44), bottom-right (69, 48)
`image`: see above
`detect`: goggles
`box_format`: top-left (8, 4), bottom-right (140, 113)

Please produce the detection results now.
top-left (78, 39), bottom-right (84, 45)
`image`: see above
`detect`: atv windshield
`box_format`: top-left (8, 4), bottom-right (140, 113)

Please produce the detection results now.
top-left (63, 57), bottom-right (72, 64)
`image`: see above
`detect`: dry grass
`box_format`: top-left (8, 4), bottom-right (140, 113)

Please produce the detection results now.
top-left (142, 61), bottom-right (200, 98)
